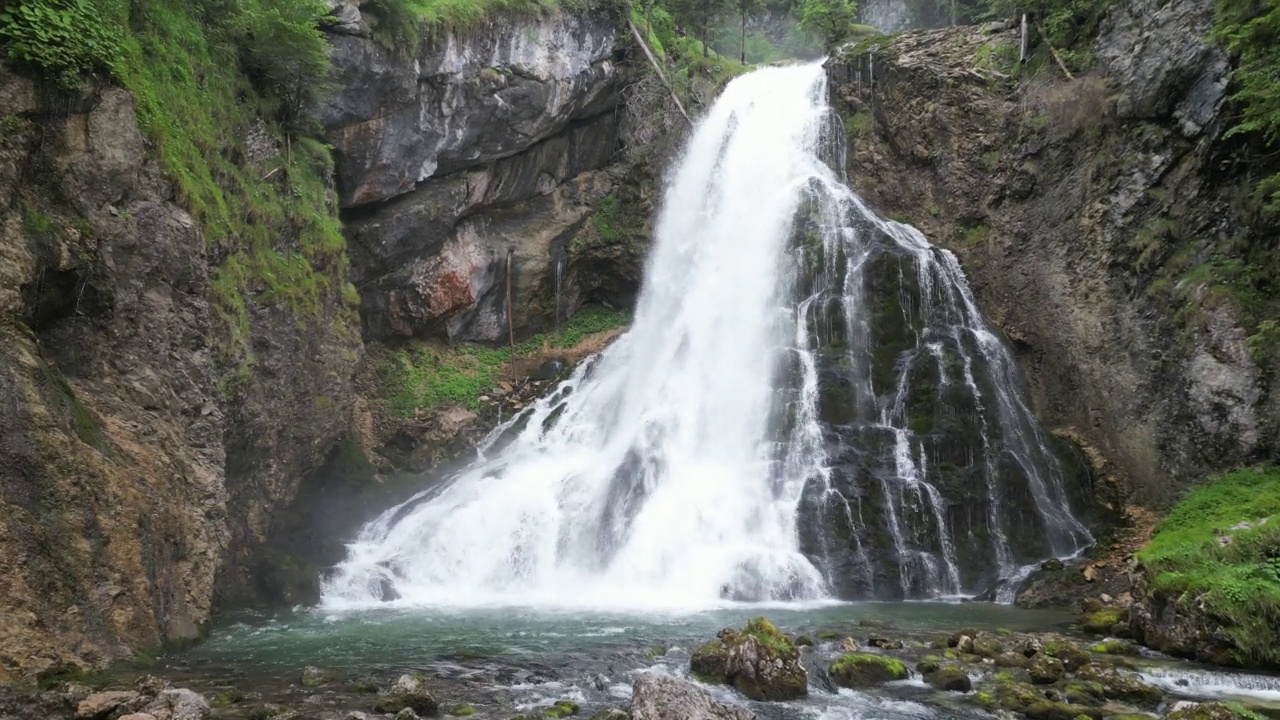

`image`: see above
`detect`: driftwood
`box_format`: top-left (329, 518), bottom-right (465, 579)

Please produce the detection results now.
top-left (627, 17), bottom-right (693, 126)
top-left (1035, 19), bottom-right (1076, 80)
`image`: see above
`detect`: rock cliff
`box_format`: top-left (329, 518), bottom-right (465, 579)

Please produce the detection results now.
top-left (0, 3), bottom-right (636, 682)
top-left (826, 0), bottom-right (1275, 508)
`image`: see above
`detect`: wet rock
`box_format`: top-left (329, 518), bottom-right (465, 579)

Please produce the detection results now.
top-left (1088, 639), bottom-right (1141, 656)
top-left (916, 657), bottom-right (943, 674)
top-left (795, 635), bottom-right (813, 647)
top-left (630, 672), bottom-right (755, 720)
top-left (972, 636), bottom-right (1003, 658)
top-left (134, 677), bottom-right (172, 697)
top-left (1019, 637), bottom-right (1044, 658)
top-left (300, 666), bottom-right (334, 688)
top-left (829, 653), bottom-right (909, 687)
top-left (1056, 680), bottom-right (1105, 706)
top-left (446, 705), bottom-right (476, 717)
top-left (1164, 703), bottom-right (1248, 720)
top-left (592, 674), bottom-right (611, 691)
top-left (840, 637), bottom-right (860, 652)
top-left (374, 674), bottom-right (438, 716)
top-left (1074, 665), bottom-right (1162, 707)
top-left (534, 359), bottom-right (568, 380)
top-left (1043, 640), bottom-right (1092, 672)
top-left (996, 652), bottom-right (1033, 669)
top-left (689, 618), bottom-right (808, 700)
top-left (923, 666), bottom-right (972, 692)
top-left (143, 689), bottom-right (211, 720)
top-left (77, 691), bottom-right (143, 720)
top-left (589, 711), bottom-right (631, 720)
top-left (118, 715), bottom-right (157, 720)
top-left (868, 636), bottom-right (904, 650)
top-left (395, 710), bottom-right (419, 720)
top-left (1029, 656), bottom-right (1066, 685)
top-left (1042, 559), bottom-right (1066, 572)
top-left (545, 701), bottom-right (580, 718)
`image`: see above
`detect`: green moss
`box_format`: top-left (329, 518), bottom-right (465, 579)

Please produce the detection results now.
top-left (1136, 465), bottom-right (1280, 665)
top-left (448, 706), bottom-right (477, 717)
top-left (830, 653), bottom-right (908, 687)
top-left (210, 689), bottom-right (246, 708)
top-left (544, 700), bottom-right (579, 718)
top-left (1088, 640), bottom-right (1139, 655)
top-left (743, 617), bottom-right (794, 654)
top-left (363, 0), bottom-right (599, 54)
top-left (847, 111), bottom-right (873, 137)
top-left (645, 645), bottom-right (667, 660)
top-left (1080, 607), bottom-right (1125, 634)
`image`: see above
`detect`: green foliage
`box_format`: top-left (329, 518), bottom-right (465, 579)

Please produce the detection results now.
top-left (0, 0), bottom-right (123, 87)
top-left (382, 305), bottom-right (629, 414)
top-left (363, 0), bottom-right (596, 53)
top-left (1137, 466), bottom-right (1280, 666)
top-left (1213, 0), bottom-right (1280, 214)
top-left (798, 0), bottom-right (857, 48)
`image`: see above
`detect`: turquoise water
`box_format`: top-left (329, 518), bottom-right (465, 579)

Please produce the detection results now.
top-left (185, 601), bottom-right (1075, 672)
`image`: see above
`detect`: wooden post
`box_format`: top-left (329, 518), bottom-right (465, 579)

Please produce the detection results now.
top-left (1019, 13), bottom-right (1028, 63)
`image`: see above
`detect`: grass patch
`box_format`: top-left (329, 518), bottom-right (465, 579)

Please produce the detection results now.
top-left (1136, 465), bottom-right (1280, 666)
top-left (382, 305), bottom-right (628, 414)
top-left (743, 617), bottom-right (795, 654)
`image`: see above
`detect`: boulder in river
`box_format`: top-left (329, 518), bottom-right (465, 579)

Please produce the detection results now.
top-left (143, 689), bottom-right (211, 720)
top-left (300, 666), bottom-right (334, 688)
top-left (374, 674), bottom-right (439, 716)
top-left (689, 618), bottom-right (807, 700)
top-left (829, 653), bottom-right (909, 687)
top-left (923, 666), bottom-right (972, 692)
top-left (1029, 656), bottom-right (1066, 685)
top-left (1164, 703), bottom-right (1249, 720)
top-left (631, 672), bottom-right (755, 720)
top-left (1074, 665), bottom-right (1162, 707)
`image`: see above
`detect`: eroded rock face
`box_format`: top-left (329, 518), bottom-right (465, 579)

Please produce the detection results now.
top-left (825, 0), bottom-right (1269, 507)
top-left (0, 71), bottom-right (358, 678)
top-left (320, 6), bottom-right (632, 344)
top-left (322, 9), bottom-right (620, 208)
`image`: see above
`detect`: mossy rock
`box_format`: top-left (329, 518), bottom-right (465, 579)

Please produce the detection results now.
top-left (996, 652), bottom-right (1033, 669)
top-left (1164, 704), bottom-right (1249, 720)
top-left (830, 653), bottom-right (908, 687)
top-left (1023, 702), bottom-right (1104, 720)
top-left (1048, 642), bottom-right (1093, 672)
top-left (1030, 656), bottom-right (1067, 685)
top-left (300, 666), bottom-right (333, 688)
top-left (449, 706), bottom-right (477, 717)
top-left (1081, 608), bottom-right (1126, 634)
top-left (924, 665), bottom-right (972, 692)
top-left (1057, 680), bottom-right (1105, 706)
top-left (1074, 666), bottom-right (1162, 708)
top-left (689, 618), bottom-right (807, 700)
top-left (916, 656), bottom-right (943, 675)
top-left (1088, 640), bottom-right (1140, 656)
top-left (587, 711), bottom-right (630, 720)
top-left (817, 630), bottom-right (844, 640)
top-left (795, 634), bottom-right (814, 646)
top-left (209, 689), bottom-right (245, 708)
top-left (973, 636), bottom-right (1004, 658)
top-left (544, 700), bottom-right (579, 718)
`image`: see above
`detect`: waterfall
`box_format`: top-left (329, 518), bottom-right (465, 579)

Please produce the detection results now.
top-left (321, 62), bottom-right (1092, 609)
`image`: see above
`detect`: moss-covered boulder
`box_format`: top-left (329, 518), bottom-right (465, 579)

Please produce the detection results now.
top-left (1041, 637), bottom-right (1092, 672)
top-left (992, 679), bottom-right (1102, 720)
top-left (1030, 656), bottom-right (1066, 685)
top-left (1056, 680), bottom-right (1105, 706)
top-left (689, 617), bottom-right (807, 700)
top-left (544, 701), bottom-right (579, 718)
top-left (829, 653), bottom-right (909, 687)
top-left (924, 665), bottom-right (972, 692)
top-left (374, 674), bottom-right (438, 716)
top-left (1074, 665), bottom-right (1162, 708)
top-left (1088, 640), bottom-right (1141, 656)
top-left (299, 666), bottom-right (333, 688)
top-left (1082, 607), bottom-right (1127, 634)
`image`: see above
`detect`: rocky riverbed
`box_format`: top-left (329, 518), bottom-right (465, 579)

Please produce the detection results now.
top-left (5, 606), bottom-right (1279, 720)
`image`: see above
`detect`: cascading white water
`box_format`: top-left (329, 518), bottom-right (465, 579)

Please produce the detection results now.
top-left (322, 63), bottom-right (838, 609)
top-left (322, 60), bottom-right (1092, 609)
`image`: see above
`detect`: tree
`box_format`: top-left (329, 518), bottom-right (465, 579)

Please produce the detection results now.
top-left (670, 0), bottom-right (729, 56)
top-left (1213, 0), bottom-right (1280, 212)
top-left (798, 0), bottom-right (857, 49)
top-left (736, 0), bottom-right (763, 62)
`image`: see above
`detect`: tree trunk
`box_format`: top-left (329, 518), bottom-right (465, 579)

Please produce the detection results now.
top-left (702, 0), bottom-right (710, 57)
top-left (740, 10), bottom-right (746, 63)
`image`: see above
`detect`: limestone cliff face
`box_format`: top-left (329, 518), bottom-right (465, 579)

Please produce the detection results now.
top-left (321, 6), bottom-right (628, 343)
top-left (0, 5), bottom-right (633, 682)
top-left (826, 0), bottom-right (1272, 508)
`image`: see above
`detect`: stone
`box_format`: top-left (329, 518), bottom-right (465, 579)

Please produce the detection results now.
top-left (688, 618), bottom-right (808, 701)
top-left (1029, 656), bottom-right (1066, 685)
top-left (923, 666), bottom-right (972, 692)
top-left (829, 653), bottom-right (909, 687)
top-left (300, 666), bottom-right (334, 688)
top-left (373, 674), bottom-right (438, 716)
top-left (630, 672), bottom-right (755, 720)
top-left (78, 691), bottom-right (143, 720)
top-left (1074, 665), bottom-right (1163, 707)
top-left (1164, 703), bottom-right (1248, 720)
top-left (867, 636), bottom-right (904, 649)
top-left (144, 689), bottom-right (211, 720)
top-left (395, 709), bottom-right (419, 720)
top-left (840, 637), bottom-right (859, 652)
top-left (589, 711), bottom-right (631, 720)
top-left (1081, 607), bottom-right (1126, 634)
top-left (118, 715), bottom-right (157, 720)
